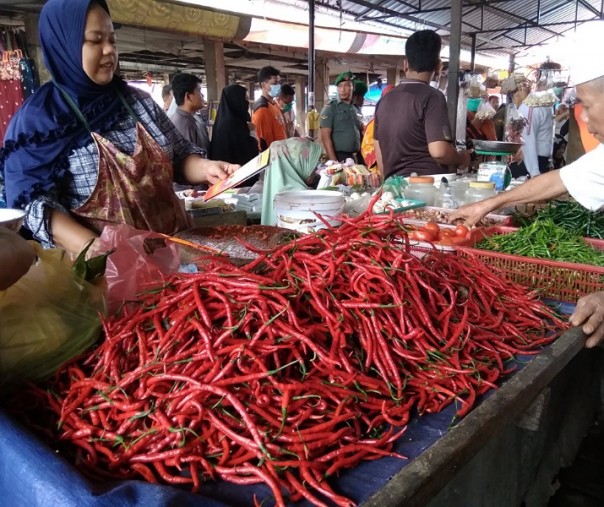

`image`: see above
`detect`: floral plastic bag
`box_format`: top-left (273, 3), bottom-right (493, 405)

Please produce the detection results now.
top-left (0, 245), bottom-right (104, 385)
top-left (97, 224), bottom-right (181, 312)
top-left (504, 105), bottom-right (528, 144)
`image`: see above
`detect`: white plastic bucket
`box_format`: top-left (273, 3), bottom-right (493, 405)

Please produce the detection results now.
top-left (274, 190), bottom-right (345, 233)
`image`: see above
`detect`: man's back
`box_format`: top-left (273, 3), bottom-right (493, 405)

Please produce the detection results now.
top-left (374, 80), bottom-right (452, 178)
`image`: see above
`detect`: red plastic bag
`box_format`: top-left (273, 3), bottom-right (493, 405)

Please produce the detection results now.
top-left (97, 224), bottom-right (180, 312)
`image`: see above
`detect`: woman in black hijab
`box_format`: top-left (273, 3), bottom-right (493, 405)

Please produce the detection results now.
top-left (210, 85), bottom-right (259, 165)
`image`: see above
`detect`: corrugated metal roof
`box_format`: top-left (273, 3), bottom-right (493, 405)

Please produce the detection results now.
top-left (317, 0), bottom-right (603, 58)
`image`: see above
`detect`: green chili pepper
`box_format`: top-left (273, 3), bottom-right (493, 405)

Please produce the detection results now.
top-left (477, 219), bottom-right (604, 266)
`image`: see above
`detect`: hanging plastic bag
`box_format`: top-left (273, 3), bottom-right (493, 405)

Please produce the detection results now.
top-left (0, 245), bottom-right (104, 385)
top-left (504, 104), bottom-right (528, 144)
top-left (456, 87), bottom-right (468, 144)
top-left (97, 224), bottom-right (181, 312)
top-left (475, 99), bottom-right (496, 120)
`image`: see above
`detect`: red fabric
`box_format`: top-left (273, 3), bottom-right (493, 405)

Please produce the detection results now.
top-left (73, 123), bottom-right (191, 235)
top-left (0, 80), bottom-right (24, 145)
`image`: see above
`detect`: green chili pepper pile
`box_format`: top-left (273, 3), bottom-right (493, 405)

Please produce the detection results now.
top-left (514, 200), bottom-right (604, 239)
top-left (477, 219), bottom-right (604, 266)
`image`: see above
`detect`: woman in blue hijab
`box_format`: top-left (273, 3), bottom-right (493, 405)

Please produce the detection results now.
top-left (0, 0), bottom-right (236, 255)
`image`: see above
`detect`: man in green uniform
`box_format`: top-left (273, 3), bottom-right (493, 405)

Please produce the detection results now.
top-left (319, 71), bottom-right (363, 162)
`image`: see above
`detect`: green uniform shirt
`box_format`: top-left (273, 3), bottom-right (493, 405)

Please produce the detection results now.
top-left (319, 98), bottom-right (362, 154)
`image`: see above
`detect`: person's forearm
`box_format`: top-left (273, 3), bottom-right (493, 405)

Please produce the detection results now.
top-left (431, 143), bottom-right (467, 166)
top-left (477, 170), bottom-right (567, 213)
top-left (320, 131), bottom-right (337, 161)
top-left (49, 209), bottom-right (97, 255)
top-left (182, 154), bottom-right (209, 185)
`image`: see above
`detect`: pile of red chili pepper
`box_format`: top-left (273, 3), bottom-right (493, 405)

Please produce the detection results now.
top-left (11, 209), bottom-right (567, 507)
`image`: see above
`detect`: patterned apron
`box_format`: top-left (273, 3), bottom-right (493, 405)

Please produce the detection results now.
top-left (60, 87), bottom-right (191, 235)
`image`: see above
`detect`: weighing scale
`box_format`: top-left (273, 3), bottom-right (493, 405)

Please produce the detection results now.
top-left (472, 140), bottom-right (522, 190)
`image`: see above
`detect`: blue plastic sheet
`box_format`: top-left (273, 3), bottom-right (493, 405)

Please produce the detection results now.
top-left (0, 301), bottom-right (575, 507)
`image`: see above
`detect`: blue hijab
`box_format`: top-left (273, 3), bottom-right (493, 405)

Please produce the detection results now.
top-left (1, 0), bottom-right (128, 208)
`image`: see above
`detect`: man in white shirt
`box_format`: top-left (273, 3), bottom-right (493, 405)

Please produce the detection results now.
top-left (450, 22), bottom-right (604, 348)
top-left (518, 101), bottom-right (554, 176)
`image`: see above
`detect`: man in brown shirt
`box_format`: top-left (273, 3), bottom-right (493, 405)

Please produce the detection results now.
top-left (374, 30), bottom-right (470, 179)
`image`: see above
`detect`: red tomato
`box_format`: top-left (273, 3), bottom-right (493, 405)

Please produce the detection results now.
top-left (415, 229), bottom-right (435, 242)
top-left (454, 224), bottom-right (470, 237)
top-left (424, 221), bottom-right (440, 236)
top-left (408, 231), bottom-right (420, 240)
top-left (438, 229), bottom-right (454, 240)
top-left (438, 237), bottom-right (454, 246)
top-left (449, 235), bottom-right (469, 245)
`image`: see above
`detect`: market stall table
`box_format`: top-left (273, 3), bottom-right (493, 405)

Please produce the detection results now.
top-left (1, 323), bottom-right (598, 507)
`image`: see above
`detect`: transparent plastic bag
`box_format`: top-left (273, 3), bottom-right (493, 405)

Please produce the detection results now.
top-left (504, 105), bottom-right (528, 144)
top-left (475, 99), bottom-right (496, 120)
top-left (97, 224), bottom-right (181, 312)
top-left (0, 245), bottom-right (104, 385)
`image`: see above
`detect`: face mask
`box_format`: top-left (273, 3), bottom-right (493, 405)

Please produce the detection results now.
top-left (430, 81), bottom-right (439, 89)
top-left (282, 103), bottom-right (293, 113)
top-left (269, 84), bottom-right (281, 97)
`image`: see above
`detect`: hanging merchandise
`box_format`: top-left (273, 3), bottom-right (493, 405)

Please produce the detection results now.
top-left (523, 61), bottom-right (562, 108)
top-left (503, 104), bottom-right (528, 144)
top-left (0, 25), bottom-right (32, 142)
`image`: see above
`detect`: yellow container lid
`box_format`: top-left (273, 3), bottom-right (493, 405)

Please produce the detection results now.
top-left (469, 181), bottom-right (496, 189)
top-left (408, 176), bottom-right (435, 184)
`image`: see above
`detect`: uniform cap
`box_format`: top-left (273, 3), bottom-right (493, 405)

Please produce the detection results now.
top-left (353, 80), bottom-right (368, 96)
top-left (335, 71), bottom-right (354, 86)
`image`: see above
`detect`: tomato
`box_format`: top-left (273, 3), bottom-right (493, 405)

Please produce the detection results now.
top-left (408, 231), bottom-right (420, 240)
top-left (448, 235), bottom-right (469, 245)
top-left (438, 229), bottom-right (454, 240)
top-left (438, 237), bottom-right (454, 246)
top-left (415, 229), bottom-right (436, 242)
top-left (424, 221), bottom-right (440, 236)
top-left (454, 224), bottom-right (470, 237)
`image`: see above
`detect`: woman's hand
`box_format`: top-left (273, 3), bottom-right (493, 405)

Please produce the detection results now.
top-left (183, 156), bottom-right (239, 185)
top-left (203, 160), bottom-right (239, 185)
top-left (570, 292), bottom-right (604, 348)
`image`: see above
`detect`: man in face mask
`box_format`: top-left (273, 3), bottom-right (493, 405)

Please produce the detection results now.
top-left (275, 83), bottom-right (298, 137)
top-left (251, 66), bottom-right (288, 151)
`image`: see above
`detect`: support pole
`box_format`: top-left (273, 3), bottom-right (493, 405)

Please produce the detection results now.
top-left (470, 33), bottom-right (476, 73)
top-left (447, 0), bottom-right (463, 142)
top-left (308, 0), bottom-right (316, 111)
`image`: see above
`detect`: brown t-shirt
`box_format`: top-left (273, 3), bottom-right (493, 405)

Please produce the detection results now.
top-left (374, 80), bottom-right (453, 178)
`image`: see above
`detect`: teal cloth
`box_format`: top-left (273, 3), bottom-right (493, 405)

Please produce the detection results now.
top-left (467, 97), bottom-right (481, 113)
top-left (261, 138), bottom-right (323, 226)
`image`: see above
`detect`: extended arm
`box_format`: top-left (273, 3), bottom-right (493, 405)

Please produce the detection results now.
top-left (449, 169), bottom-right (567, 226)
top-left (428, 141), bottom-right (471, 167)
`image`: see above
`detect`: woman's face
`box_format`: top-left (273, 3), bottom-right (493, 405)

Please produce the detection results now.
top-left (82, 3), bottom-right (117, 85)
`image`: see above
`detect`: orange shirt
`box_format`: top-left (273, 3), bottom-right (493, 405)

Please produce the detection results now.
top-left (252, 97), bottom-right (287, 151)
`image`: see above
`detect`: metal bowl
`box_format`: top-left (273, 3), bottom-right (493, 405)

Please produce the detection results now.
top-left (0, 208), bottom-right (25, 232)
top-left (472, 140), bottom-right (522, 154)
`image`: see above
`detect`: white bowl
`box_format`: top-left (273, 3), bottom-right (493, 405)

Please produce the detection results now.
top-left (0, 208), bottom-right (25, 232)
top-left (274, 190), bottom-right (345, 233)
